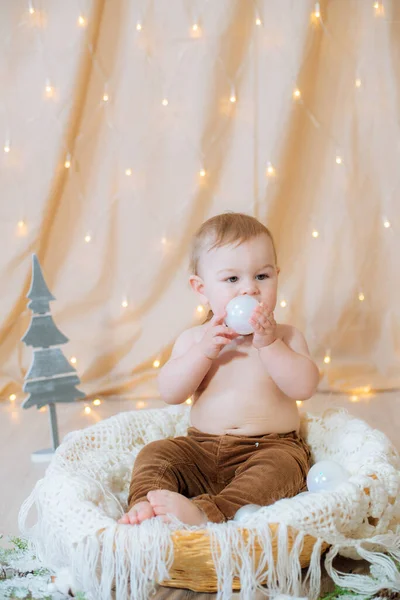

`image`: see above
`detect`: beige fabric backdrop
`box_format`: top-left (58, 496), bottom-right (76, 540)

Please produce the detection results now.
top-left (0, 0), bottom-right (399, 404)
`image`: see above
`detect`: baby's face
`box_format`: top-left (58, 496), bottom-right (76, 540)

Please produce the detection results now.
top-left (194, 234), bottom-right (279, 316)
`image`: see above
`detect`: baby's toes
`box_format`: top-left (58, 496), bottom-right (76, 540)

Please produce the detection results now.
top-left (147, 490), bottom-right (160, 506)
top-left (136, 503), bottom-right (155, 523)
top-left (147, 490), bottom-right (176, 516)
top-left (128, 510), bottom-right (140, 525)
top-left (152, 504), bottom-right (170, 518)
top-left (156, 514), bottom-right (170, 523)
top-left (117, 513), bottom-right (130, 524)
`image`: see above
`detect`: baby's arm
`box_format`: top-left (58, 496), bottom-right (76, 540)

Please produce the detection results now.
top-left (158, 328), bottom-right (212, 405)
top-left (258, 326), bottom-right (320, 401)
top-left (158, 315), bottom-right (238, 405)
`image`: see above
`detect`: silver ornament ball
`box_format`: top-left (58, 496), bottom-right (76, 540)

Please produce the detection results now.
top-left (233, 504), bottom-right (262, 522)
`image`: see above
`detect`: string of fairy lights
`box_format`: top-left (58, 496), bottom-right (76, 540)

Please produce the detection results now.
top-left (3, 1), bottom-right (396, 417)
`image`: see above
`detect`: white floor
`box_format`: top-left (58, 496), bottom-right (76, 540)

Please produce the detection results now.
top-left (0, 390), bottom-right (399, 539)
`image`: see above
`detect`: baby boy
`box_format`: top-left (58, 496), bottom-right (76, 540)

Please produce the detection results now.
top-left (118, 212), bottom-right (319, 526)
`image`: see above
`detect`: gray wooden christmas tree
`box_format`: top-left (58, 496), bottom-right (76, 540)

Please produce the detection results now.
top-left (21, 254), bottom-right (85, 462)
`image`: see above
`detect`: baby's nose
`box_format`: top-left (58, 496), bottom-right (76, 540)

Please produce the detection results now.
top-left (241, 284), bottom-right (258, 295)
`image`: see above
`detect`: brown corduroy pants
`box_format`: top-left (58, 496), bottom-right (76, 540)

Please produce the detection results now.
top-left (128, 426), bottom-right (312, 523)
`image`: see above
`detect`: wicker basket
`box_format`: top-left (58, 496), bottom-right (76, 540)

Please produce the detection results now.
top-left (159, 525), bottom-right (329, 592)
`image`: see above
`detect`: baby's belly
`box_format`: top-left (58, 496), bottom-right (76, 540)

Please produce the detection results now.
top-left (190, 386), bottom-right (300, 436)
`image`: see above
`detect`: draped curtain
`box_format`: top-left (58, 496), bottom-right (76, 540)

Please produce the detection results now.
top-left (1, 0), bottom-right (399, 402)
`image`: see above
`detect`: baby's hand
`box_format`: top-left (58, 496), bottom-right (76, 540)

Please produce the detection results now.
top-left (249, 303), bottom-right (277, 349)
top-left (198, 313), bottom-right (238, 360)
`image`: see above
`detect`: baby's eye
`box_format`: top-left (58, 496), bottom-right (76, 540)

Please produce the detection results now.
top-left (256, 274), bottom-right (269, 280)
top-left (226, 276), bottom-right (238, 283)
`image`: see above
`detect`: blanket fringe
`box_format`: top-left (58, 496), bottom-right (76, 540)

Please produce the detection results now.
top-left (18, 480), bottom-right (70, 569)
top-left (324, 529), bottom-right (400, 595)
top-left (206, 521), bottom-right (323, 600)
top-left (72, 520), bottom-right (175, 600)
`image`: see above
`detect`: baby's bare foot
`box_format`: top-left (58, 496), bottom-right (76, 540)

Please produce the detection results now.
top-left (147, 490), bottom-right (207, 526)
top-left (117, 501), bottom-right (155, 525)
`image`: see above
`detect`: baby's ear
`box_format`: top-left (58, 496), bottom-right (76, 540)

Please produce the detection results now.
top-left (189, 276), bottom-right (209, 306)
top-left (189, 275), bottom-right (205, 295)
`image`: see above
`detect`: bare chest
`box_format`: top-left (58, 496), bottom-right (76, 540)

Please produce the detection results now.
top-left (199, 336), bottom-right (271, 391)
top-left (190, 332), bottom-right (298, 434)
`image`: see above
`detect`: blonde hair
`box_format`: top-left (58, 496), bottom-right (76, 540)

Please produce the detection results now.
top-left (189, 212), bottom-right (277, 276)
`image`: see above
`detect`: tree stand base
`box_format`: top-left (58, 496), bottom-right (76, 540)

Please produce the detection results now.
top-left (31, 448), bottom-right (55, 463)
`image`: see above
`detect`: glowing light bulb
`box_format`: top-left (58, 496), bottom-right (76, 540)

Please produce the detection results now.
top-left (70, 356), bottom-right (77, 364)
top-left (192, 23), bottom-right (199, 31)
top-left (93, 399), bottom-right (101, 406)
top-left (103, 92), bottom-right (109, 102)
top-left (28, 2), bottom-right (35, 14)
top-left (255, 18), bottom-right (262, 26)
top-left (39, 406), bottom-right (47, 413)
top-left (324, 355), bottom-right (331, 364)
top-left (266, 162), bottom-right (275, 176)
top-left (230, 94), bottom-right (237, 103)
top-left (136, 401), bottom-right (146, 409)
top-left (336, 156), bottom-right (342, 164)
top-left (199, 168), bottom-right (206, 177)
top-left (312, 230), bottom-right (319, 238)
top-left (374, 1), bottom-right (379, 7)
top-left (280, 300), bottom-right (287, 308)
top-left (355, 78), bottom-right (362, 88)
top-left (125, 168), bottom-right (132, 176)
top-left (313, 2), bottom-right (321, 18)
top-left (18, 220), bottom-right (25, 228)
top-left (84, 406), bottom-right (91, 414)
top-left (153, 359), bottom-right (161, 368)
top-left (383, 220), bottom-right (391, 228)
top-left (162, 98), bottom-right (168, 106)
top-left (45, 80), bottom-right (54, 98)
top-left (197, 305), bottom-right (205, 313)
top-left (3, 141), bottom-right (10, 153)
top-left (84, 234), bottom-right (91, 243)
top-left (121, 298), bottom-right (128, 308)
top-left (293, 88), bottom-right (301, 99)
top-left (78, 15), bottom-right (86, 27)
top-left (64, 157), bottom-right (71, 168)
top-left (358, 292), bottom-right (365, 301)
top-left (350, 395), bottom-right (359, 402)
top-left (136, 23), bottom-right (142, 31)
top-left (9, 394), bottom-right (16, 402)
top-left (296, 400), bottom-right (303, 406)
top-left (186, 398), bottom-right (193, 405)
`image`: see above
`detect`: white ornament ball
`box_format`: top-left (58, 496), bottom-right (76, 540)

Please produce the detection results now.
top-left (51, 567), bottom-right (77, 596)
top-left (233, 504), bottom-right (261, 522)
top-left (307, 460), bottom-right (349, 493)
top-left (225, 296), bottom-right (259, 335)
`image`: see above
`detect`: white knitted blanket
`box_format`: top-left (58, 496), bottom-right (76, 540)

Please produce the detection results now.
top-left (19, 405), bottom-right (400, 600)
